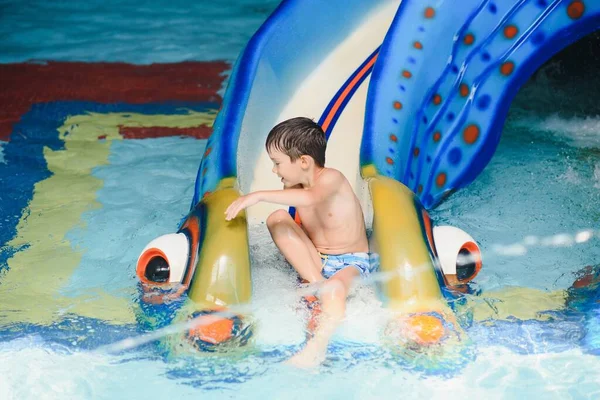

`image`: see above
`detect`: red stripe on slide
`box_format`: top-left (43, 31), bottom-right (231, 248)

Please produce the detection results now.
top-left (321, 52), bottom-right (378, 132)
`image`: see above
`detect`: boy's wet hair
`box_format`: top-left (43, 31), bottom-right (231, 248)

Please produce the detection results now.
top-left (265, 117), bottom-right (326, 167)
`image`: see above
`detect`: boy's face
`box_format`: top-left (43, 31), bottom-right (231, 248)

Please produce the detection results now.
top-left (268, 148), bottom-right (304, 188)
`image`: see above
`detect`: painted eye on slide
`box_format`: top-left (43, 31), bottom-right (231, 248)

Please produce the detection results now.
top-left (432, 225), bottom-right (482, 287)
top-left (136, 233), bottom-right (190, 285)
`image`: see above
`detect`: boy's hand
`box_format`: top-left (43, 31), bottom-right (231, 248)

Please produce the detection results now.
top-left (225, 193), bottom-right (261, 221)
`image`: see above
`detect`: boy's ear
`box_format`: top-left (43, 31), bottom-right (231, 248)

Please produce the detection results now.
top-left (299, 155), bottom-right (313, 169)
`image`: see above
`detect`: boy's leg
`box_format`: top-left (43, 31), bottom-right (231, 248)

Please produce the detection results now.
top-left (267, 209), bottom-right (324, 283)
top-left (287, 266), bottom-right (360, 368)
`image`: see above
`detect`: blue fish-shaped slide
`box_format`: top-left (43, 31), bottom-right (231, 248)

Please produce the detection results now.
top-left (136, 0), bottom-right (599, 351)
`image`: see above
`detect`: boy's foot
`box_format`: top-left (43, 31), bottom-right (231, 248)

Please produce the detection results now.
top-left (301, 295), bottom-right (322, 336)
top-left (285, 344), bottom-right (326, 369)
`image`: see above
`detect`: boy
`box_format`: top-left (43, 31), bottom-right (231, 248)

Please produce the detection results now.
top-left (225, 117), bottom-right (374, 368)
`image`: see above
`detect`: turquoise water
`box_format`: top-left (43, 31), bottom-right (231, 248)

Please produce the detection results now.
top-left (437, 70), bottom-right (600, 293)
top-left (1, 1), bottom-right (600, 399)
top-left (0, 0), bottom-right (280, 63)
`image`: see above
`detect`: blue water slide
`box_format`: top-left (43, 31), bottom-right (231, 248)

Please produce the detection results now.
top-left (191, 0), bottom-right (392, 206)
top-left (136, 0), bottom-right (600, 352)
top-left (363, 0), bottom-right (600, 208)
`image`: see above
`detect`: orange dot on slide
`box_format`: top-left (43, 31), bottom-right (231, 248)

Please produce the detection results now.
top-left (405, 314), bottom-right (445, 345)
top-left (432, 94), bottom-right (442, 105)
top-left (424, 7), bottom-right (435, 18)
top-left (414, 41), bottom-right (423, 50)
top-left (393, 101), bottom-right (403, 110)
top-left (463, 124), bottom-right (480, 144)
top-left (504, 25), bottom-right (518, 39)
top-left (463, 33), bottom-right (475, 45)
top-left (436, 172), bottom-right (447, 187)
top-left (500, 61), bottom-right (515, 76)
top-left (402, 70), bottom-right (412, 79)
top-left (459, 83), bottom-right (470, 97)
top-left (189, 315), bottom-right (234, 344)
top-left (567, 1), bottom-right (585, 19)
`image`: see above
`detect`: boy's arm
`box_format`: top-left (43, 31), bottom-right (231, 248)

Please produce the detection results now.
top-left (225, 170), bottom-right (343, 221)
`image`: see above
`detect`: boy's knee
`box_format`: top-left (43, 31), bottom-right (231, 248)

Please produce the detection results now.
top-left (266, 209), bottom-right (292, 230)
top-left (320, 279), bottom-right (347, 301)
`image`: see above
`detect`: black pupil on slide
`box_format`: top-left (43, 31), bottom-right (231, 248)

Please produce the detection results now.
top-left (456, 248), bottom-right (476, 281)
top-left (145, 256), bottom-right (170, 283)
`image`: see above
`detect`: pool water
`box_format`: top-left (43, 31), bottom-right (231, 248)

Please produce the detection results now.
top-left (1, 1), bottom-right (600, 399)
top-left (0, 0), bottom-right (281, 64)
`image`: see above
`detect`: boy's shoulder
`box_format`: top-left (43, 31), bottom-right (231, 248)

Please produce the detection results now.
top-left (316, 168), bottom-right (350, 192)
top-left (319, 167), bottom-right (345, 184)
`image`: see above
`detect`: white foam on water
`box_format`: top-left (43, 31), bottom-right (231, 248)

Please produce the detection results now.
top-left (0, 337), bottom-right (199, 400)
top-left (235, 347), bottom-right (600, 399)
top-left (247, 224), bottom-right (389, 348)
top-left (0, 140), bottom-right (6, 164)
top-left (514, 114), bottom-right (600, 149)
top-left (4, 336), bottom-right (600, 400)
top-left (540, 115), bottom-right (600, 148)
top-left (558, 164), bottom-right (582, 184)
top-left (594, 162), bottom-right (600, 189)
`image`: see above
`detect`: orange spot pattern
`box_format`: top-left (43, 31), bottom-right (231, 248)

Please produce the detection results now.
top-left (436, 172), bottom-right (447, 187)
top-left (189, 315), bottom-right (234, 345)
top-left (395, 5), bottom-right (437, 176)
top-left (204, 147), bottom-right (212, 157)
top-left (463, 33), bottom-right (475, 45)
top-left (567, 1), bottom-right (585, 19)
top-left (404, 314), bottom-right (445, 345)
top-left (395, 4), bottom-right (530, 197)
top-left (500, 61), bottom-right (515, 75)
top-left (504, 25), bottom-right (518, 39)
top-left (463, 124), bottom-right (480, 144)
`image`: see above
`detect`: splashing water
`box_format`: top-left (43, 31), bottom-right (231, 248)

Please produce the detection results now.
top-left (2, 2), bottom-right (600, 399)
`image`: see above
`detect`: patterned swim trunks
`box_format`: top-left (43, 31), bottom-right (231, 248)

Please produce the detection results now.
top-left (320, 252), bottom-right (379, 279)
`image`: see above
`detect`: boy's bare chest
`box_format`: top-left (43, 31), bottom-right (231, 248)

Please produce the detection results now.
top-left (296, 200), bottom-right (353, 231)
